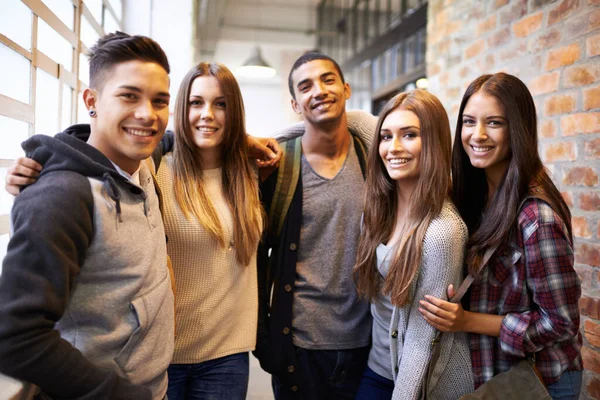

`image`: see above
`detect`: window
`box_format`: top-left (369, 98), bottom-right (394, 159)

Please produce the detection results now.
top-left (0, 0), bottom-right (123, 264)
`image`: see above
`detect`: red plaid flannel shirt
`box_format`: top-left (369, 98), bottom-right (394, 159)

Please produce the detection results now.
top-left (469, 198), bottom-right (582, 388)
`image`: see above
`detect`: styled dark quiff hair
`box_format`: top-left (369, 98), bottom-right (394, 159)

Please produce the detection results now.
top-left (452, 73), bottom-right (572, 274)
top-left (354, 90), bottom-right (452, 307)
top-left (88, 31), bottom-right (170, 90)
top-left (287, 52), bottom-right (345, 99)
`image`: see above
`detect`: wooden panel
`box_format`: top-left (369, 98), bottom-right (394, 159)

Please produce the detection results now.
top-left (0, 215), bottom-right (9, 236)
top-left (0, 95), bottom-right (35, 125)
top-left (22, 0), bottom-right (78, 47)
top-left (59, 65), bottom-right (78, 89)
top-left (81, 3), bottom-right (105, 37)
top-left (0, 34), bottom-right (32, 60)
top-left (0, 160), bottom-right (16, 168)
top-left (34, 49), bottom-right (60, 78)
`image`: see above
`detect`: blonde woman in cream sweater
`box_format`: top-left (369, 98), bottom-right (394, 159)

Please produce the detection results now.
top-left (157, 62), bottom-right (264, 400)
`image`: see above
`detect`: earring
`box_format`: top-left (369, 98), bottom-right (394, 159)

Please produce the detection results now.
top-left (89, 108), bottom-right (97, 117)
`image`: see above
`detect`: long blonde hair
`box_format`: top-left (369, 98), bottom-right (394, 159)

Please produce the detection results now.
top-left (171, 62), bottom-right (263, 265)
top-left (354, 90), bottom-right (452, 307)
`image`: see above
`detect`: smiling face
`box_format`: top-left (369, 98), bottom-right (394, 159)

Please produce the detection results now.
top-left (461, 90), bottom-right (511, 183)
top-left (84, 60), bottom-right (170, 174)
top-left (379, 108), bottom-right (422, 187)
top-left (186, 75), bottom-right (226, 166)
top-left (290, 59), bottom-right (351, 128)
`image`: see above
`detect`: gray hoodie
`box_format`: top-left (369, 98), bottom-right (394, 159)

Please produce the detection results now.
top-left (0, 125), bottom-right (174, 399)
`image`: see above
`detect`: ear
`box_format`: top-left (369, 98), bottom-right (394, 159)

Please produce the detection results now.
top-left (344, 82), bottom-right (352, 100)
top-left (291, 98), bottom-right (301, 115)
top-left (82, 88), bottom-right (98, 111)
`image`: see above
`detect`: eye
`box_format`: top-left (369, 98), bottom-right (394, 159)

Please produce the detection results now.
top-left (488, 120), bottom-right (504, 127)
top-left (216, 101), bottom-right (226, 109)
top-left (462, 118), bottom-right (475, 126)
top-left (120, 93), bottom-right (137, 101)
top-left (189, 100), bottom-right (202, 106)
top-left (380, 133), bottom-right (392, 141)
top-left (154, 98), bottom-right (169, 107)
top-left (325, 78), bottom-right (335, 84)
top-left (403, 131), bottom-right (417, 139)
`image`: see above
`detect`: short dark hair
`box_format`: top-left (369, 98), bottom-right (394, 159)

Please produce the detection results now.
top-left (287, 52), bottom-right (345, 99)
top-left (88, 31), bottom-right (170, 90)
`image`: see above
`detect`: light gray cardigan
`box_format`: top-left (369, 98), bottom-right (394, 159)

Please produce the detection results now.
top-left (389, 202), bottom-right (474, 400)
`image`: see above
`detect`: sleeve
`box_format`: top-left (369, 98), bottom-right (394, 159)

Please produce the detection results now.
top-left (499, 206), bottom-right (580, 357)
top-left (346, 109), bottom-right (378, 149)
top-left (0, 172), bottom-right (151, 399)
top-left (392, 216), bottom-right (467, 400)
top-left (253, 171), bottom-right (277, 373)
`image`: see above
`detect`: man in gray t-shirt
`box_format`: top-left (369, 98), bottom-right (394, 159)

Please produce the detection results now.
top-left (255, 52), bottom-right (374, 400)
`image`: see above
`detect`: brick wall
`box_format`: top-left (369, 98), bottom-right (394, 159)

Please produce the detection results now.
top-left (426, 0), bottom-right (600, 397)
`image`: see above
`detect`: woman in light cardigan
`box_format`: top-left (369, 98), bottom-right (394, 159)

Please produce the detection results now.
top-left (353, 90), bottom-right (473, 400)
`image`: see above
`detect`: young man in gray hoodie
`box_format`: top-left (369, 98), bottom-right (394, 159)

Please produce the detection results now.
top-left (0, 32), bottom-right (174, 399)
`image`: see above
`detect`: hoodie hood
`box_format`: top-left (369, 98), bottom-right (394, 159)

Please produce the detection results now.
top-left (22, 124), bottom-right (136, 222)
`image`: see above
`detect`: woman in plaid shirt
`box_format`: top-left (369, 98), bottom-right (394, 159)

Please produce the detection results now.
top-left (418, 73), bottom-right (583, 399)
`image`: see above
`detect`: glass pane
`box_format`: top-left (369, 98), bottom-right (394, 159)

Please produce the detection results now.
top-left (38, 19), bottom-right (73, 70)
top-left (77, 92), bottom-right (90, 124)
top-left (404, 34), bottom-right (416, 73)
top-left (84, 0), bottom-right (103, 24)
top-left (79, 52), bottom-right (89, 85)
top-left (0, 0), bottom-right (32, 50)
top-left (103, 9), bottom-right (120, 34)
top-left (0, 43), bottom-right (30, 104)
top-left (0, 234), bottom-right (9, 272)
top-left (108, 0), bottom-right (123, 20)
top-left (80, 15), bottom-right (101, 49)
top-left (41, 0), bottom-right (74, 30)
top-left (0, 116), bottom-right (29, 159)
top-left (35, 69), bottom-right (60, 135)
top-left (0, 169), bottom-right (14, 216)
top-left (61, 85), bottom-right (72, 130)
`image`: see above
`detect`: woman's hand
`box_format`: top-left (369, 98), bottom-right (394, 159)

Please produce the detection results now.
top-left (418, 284), bottom-right (467, 333)
top-left (5, 157), bottom-right (41, 196)
top-left (247, 136), bottom-right (282, 168)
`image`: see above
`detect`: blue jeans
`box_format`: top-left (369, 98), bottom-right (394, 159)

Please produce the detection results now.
top-left (166, 352), bottom-right (249, 400)
top-left (354, 365), bottom-right (394, 400)
top-left (546, 370), bottom-right (582, 400)
top-left (272, 346), bottom-right (369, 400)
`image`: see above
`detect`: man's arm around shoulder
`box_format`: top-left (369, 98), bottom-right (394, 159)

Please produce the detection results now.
top-left (0, 171), bottom-right (151, 399)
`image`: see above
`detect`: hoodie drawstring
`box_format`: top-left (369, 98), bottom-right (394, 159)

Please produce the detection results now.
top-left (102, 173), bottom-right (123, 223)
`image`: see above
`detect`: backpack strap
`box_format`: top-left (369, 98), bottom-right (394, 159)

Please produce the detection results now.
top-left (268, 136), bottom-right (302, 239)
top-left (352, 133), bottom-right (368, 179)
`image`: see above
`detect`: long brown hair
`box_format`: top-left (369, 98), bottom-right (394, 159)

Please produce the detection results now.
top-left (172, 62), bottom-right (263, 265)
top-left (354, 90), bottom-right (452, 307)
top-left (452, 73), bottom-right (572, 274)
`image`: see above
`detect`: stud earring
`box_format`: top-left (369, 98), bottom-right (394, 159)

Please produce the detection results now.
top-left (89, 108), bottom-right (97, 117)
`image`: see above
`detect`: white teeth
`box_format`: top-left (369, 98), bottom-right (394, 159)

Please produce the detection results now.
top-left (315, 102), bottom-right (332, 110)
top-left (472, 146), bottom-right (492, 152)
top-left (127, 128), bottom-right (154, 137)
top-left (389, 158), bottom-right (409, 165)
top-left (197, 127), bottom-right (218, 132)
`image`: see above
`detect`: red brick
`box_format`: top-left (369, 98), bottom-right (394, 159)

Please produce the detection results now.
top-left (577, 243), bottom-right (600, 267)
top-left (529, 29), bottom-right (562, 53)
top-left (586, 319), bottom-right (600, 347)
top-left (428, 62), bottom-right (441, 76)
top-left (585, 138), bottom-right (600, 159)
top-left (548, 0), bottom-right (581, 26)
top-left (584, 86), bottom-right (600, 110)
top-left (575, 265), bottom-right (593, 290)
top-left (477, 15), bottom-right (497, 36)
top-left (546, 43), bottom-right (582, 70)
top-left (544, 93), bottom-right (577, 116)
top-left (487, 27), bottom-right (511, 48)
top-left (513, 13), bottom-right (544, 37)
top-left (459, 66), bottom-right (470, 79)
top-left (588, 32), bottom-right (600, 57)
top-left (564, 63), bottom-right (600, 88)
top-left (563, 166), bottom-right (598, 186)
top-left (561, 113), bottom-right (600, 136)
top-left (499, 41), bottom-right (528, 62)
top-left (588, 374), bottom-right (600, 400)
top-left (499, 0), bottom-right (528, 24)
top-left (540, 119), bottom-right (557, 138)
top-left (564, 9), bottom-right (600, 41)
top-left (543, 142), bottom-right (577, 162)
top-left (583, 345), bottom-right (600, 374)
top-left (476, 54), bottom-right (495, 74)
top-left (591, 0), bottom-right (600, 4)
top-left (580, 192), bottom-right (600, 211)
top-left (581, 296), bottom-right (600, 319)
top-left (573, 216), bottom-right (593, 238)
top-left (529, 72), bottom-right (560, 96)
top-left (465, 39), bottom-right (486, 59)
top-left (495, 0), bottom-right (509, 8)
top-left (562, 191), bottom-right (574, 207)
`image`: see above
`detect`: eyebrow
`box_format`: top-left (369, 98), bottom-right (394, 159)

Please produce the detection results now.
top-left (189, 95), bottom-right (225, 100)
top-left (381, 125), bottom-right (420, 132)
top-left (462, 113), bottom-right (506, 120)
top-left (118, 85), bottom-right (170, 98)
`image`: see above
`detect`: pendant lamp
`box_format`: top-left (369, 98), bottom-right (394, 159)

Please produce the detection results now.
top-left (236, 46), bottom-right (276, 79)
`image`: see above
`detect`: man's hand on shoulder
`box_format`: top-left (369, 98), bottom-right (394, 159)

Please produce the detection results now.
top-left (5, 157), bottom-right (41, 195)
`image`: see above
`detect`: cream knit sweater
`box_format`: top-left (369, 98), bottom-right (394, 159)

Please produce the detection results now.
top-left (157, 154), bottom-right (258, 364)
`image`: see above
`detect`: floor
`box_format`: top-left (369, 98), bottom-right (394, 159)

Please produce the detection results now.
top-left (247, 355), bottom-right (275, 399)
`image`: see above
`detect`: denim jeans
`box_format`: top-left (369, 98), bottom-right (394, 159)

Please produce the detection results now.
top-left (271, 346), bottom-right (369, 400)
top-left (166, 352), bottom-right (249, 400)
top-left (354, 365), bottom-right (394, 400)
top-left (546, 370), bottom-right (582, 400)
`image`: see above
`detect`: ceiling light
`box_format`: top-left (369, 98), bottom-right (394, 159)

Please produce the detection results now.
top-left (235, 46), bottom-right (276, 79)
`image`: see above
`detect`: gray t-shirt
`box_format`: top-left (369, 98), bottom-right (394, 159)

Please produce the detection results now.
top-left (292, 139), bottom-right (372, 350)
top-left (367, 244), bottom-right (395, 380)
